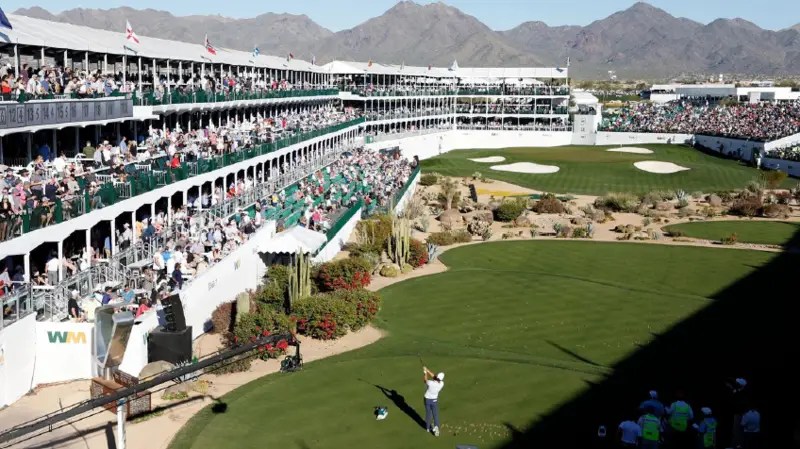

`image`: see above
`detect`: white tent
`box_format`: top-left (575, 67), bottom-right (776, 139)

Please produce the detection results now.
top-left (258, 226), bottom-right (327, 255)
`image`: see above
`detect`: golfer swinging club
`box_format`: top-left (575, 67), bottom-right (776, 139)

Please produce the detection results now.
top-left (422, 366), bottom-right (445, 436)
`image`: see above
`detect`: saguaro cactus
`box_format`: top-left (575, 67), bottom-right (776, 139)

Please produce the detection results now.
top-left (387, 216), bottom-right (411, 265)
top-left (287, 250), bottom-right (311, 313)
top-left (235, 292), bottom-right (250, 324)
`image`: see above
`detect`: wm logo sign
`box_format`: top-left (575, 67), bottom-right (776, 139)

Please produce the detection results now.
top-left (47, 331), bottom-right (87, 344)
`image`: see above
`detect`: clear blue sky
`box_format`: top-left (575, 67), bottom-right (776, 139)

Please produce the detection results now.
top-left (4, 0), bottom-right (797, 31)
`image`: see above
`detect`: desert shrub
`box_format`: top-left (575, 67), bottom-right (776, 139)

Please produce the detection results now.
top-left (714, 190), bottom-right (736, 203)
top-left (419, 173), bottom-right (439, 186)
top-left (775, 191), bottom-right (792, 205)
top-left (379, 265), bottom-right (399, 278)
top-left (356, 215), bottom-right (393, 253)
top-left (417, 216), bottom-right (430, 232)
top-left (495, 199), bottom-right (526, 222)
top-left (701, 206), bottom-right (717, 218)
top-left (572, 227), bottom-right (589, 239)
top-left (292, 294), bottom-right (357, 340)
top-left (452, 229), bottom-right (473, 243)
top-left (594, 192), bottom-right (640, 212)
top-left (729, 196), bottom-right (763, 217)
top-left (401, 264), bottom-right (413, 274)
top-left (762, 203), bottom-right (789, 218)
top-left (253, 265), bottom-right (292, 309)
top-left (315, 257), bottom-right (372, 292)
top-left (691, 191), bottom-right (703, 199)
top-left (214, 307), bottom-right (294, 373)
top-left (335, 289), bottom-right (381, 331)
top-left (745, 180), bottom-right (765, 197)
top-left (642, 217), bottom-right (652, 227)
top-left (210, 301), bottom-right (235, 334)
top-left (761, 169), bottom-right (788, 189)
top-left (408, 238), bottom-right (429, 267)
top-left (556, 225), bottom-right (573, 238)
top-left (677, 207), bottom-right (692, 218)
top-left (676, 198), bottom-right (690, 209)
top-left (482, 228), bottom-right (493, 241)
top-left (427, 231), bottom-right (456, 246)
top-left (471, 171), bottom-right (483, 180)
top-left (667, 228), bottom-right (685, 237)
top-left (532, 196), bottom-right (565, 214)
top-left (720, 233), bottom-right (738, 245)
top-left (402, 196), bottom-right (426, 220)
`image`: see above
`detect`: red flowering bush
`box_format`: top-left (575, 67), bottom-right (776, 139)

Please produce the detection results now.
top-left (315, 257), bottom-right (372, 292)
top-left (291, 294), bottom-right (357, 340)
top-left (408, 238), bottom-right (429, 268)
top-left (208, 306), bottom-right (293, 375)
top-left (334, 289), bottom-right (382, 331)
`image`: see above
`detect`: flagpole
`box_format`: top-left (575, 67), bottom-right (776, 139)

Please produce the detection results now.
top-left (122, 46), bottom-right (127, 92)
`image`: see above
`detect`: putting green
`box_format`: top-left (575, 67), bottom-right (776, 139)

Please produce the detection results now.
top-left (422, 145), bottom-right (794, 195)
top-left (665, 220), bottom-right (800, 246)
top-left (169, 241), bottom-right (789, 449)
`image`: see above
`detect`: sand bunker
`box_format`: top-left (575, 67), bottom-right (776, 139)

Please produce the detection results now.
top-left (634, 161), bottom-right (691, 174)
top-left (607, 147), bottom-right (654, 154)
top-left (470, 156), bottom-right (506, 163)
top-left (490, 162), bottom-right (560, 174)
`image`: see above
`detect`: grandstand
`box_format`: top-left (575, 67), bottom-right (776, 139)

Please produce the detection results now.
top-left (0, 10), bottom-right (795, 449)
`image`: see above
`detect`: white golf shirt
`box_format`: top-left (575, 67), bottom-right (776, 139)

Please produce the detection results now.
top-left (424, 380), bottom-right (444, 400)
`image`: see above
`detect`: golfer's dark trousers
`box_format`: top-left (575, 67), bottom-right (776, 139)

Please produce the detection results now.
top-left (424, 398), bottom-right (440, 429)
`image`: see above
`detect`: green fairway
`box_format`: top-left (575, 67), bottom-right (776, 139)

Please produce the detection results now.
top-left (665, 220), bottom-right (800, 246)
top-left (422, 144), bottom-right (793, 195)
top-left (168, 241), bottom-right (790, 449)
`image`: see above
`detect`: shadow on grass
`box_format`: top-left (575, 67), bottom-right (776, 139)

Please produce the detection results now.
top-left (546, 340), bottom-right (604, 367)
top-left (499, 230), bottom-right (800, 449)
top-left (373, 384), bottom-right (426, 430)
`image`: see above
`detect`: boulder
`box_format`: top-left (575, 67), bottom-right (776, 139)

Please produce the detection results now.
top-left (438, 209), bottom-right (464, 229)
top-left (706, 194), bottom-right (723, 207)
top-left (139, 361), bottom-right (175, 380)
top-left (570, 217), bottom-right (588, 227)
top-left (513, 215), bottom-right (532, 227)
top-left (655, 201), bottom-right (673, 212)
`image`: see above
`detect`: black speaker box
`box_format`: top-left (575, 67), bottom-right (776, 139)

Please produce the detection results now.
top-left (468, 184), bottom-right (478, 202)
top-left (161, 294), bottom-right (187, 332)
top-left (147, 326), bottom-right (192, 365)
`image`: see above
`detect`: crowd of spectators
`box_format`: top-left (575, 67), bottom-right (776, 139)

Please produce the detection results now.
top-left (1, 60), bottom-right (330, 102)
top-left (600, 100), bottom-right (800, 141)
top-left (58, 146), bottom-right (414, 322)
top-left (764, 143), bottom-right (800, 162)
top-left (0, 107), bottom-right (357, 242)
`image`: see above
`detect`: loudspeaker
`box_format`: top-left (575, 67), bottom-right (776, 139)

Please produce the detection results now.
top-left (147, 326), bottom-right (192, 365)
top-left (161, 294), bottom-right (186, 332)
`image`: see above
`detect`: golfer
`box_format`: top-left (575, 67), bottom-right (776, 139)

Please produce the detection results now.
top-left (422, 366), bottom-right (445, 436)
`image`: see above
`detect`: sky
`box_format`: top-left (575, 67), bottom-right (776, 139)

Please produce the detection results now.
top-left (4, 0), bottom-right (798, 32)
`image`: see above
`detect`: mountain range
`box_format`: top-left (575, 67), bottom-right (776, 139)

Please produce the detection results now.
top-left (13, 1), bottom-right (800, 79)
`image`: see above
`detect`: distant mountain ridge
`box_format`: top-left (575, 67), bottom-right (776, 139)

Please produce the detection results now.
top-left (14, 1), bottom-right (800, 79)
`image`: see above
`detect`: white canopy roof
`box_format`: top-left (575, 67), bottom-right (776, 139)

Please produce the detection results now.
top-left (322, 60), bottom-right (568, 79)
top-left (1, 14), bottom-right (326, 73)
top-left (257, 226), bottom-right (327, 255)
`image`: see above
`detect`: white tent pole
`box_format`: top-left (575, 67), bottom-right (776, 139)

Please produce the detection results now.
top-left (14, 43), bottom-right (19, 78)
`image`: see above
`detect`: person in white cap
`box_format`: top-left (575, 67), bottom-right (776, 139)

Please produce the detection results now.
top-left (422, 366), bottom-right (444, 436)
top-left (693, 407), bottom-right (717, 449)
